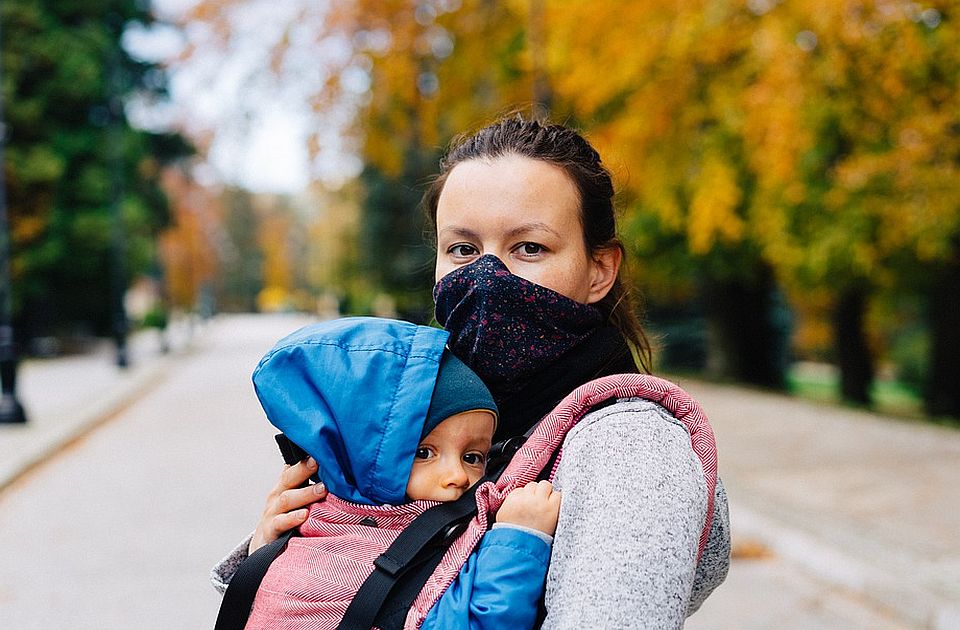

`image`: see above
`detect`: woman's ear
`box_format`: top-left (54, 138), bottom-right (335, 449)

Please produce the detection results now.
top-left (587, 246), bottom-right (622, 304)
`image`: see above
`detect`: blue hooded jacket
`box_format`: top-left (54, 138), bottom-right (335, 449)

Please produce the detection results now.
top-left (252, 317), bottom-right (448, 505)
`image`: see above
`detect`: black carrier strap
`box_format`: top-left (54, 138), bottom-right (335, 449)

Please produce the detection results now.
top-left (338, 483), bottom-right (483, 630)
top-left (214, 528), bottom-right (297, 630)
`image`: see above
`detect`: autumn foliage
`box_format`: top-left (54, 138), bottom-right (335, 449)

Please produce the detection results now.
top-left (178, 0), bottom-right (960, 414)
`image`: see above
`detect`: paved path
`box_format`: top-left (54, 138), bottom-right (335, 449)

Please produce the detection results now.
top-left (0, 318), bottom-right (197, 491)
top-left (681, 379), bottom-right (960, 630)
top-left (0, 314), bottom-right (957, 629)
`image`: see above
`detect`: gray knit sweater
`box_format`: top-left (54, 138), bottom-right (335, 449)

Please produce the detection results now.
top-left (542, 398), bottom-right (729, 628)
top-left (211, 398), bottom-right (730, 627)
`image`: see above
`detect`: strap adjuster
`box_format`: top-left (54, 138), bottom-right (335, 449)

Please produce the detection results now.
top-left (374, 553), bottom-right (403, 577)
top-left (440, 521), bottom-right (467, 544)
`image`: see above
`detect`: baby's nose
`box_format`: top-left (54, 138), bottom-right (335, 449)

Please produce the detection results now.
top-left (441, 462), bottom-right (470, 488)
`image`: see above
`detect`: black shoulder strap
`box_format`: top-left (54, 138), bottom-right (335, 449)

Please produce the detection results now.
top-left (213, 529), bottom-right (297, 630)
top-left (337, 481), bottom-right (484, 630)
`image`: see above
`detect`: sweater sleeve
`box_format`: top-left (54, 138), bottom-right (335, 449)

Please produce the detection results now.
top-left (421, 526), bottom-right (552, 630)
top-left (541, 399), bottom-right (722, 630)
top-left (689, 477), bottom-right (731, 614)
top-left (210, 532), bottom-right (253, 594)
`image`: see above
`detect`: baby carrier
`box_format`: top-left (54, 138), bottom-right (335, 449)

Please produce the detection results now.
top-left (215, 372), bottom-right (717, 630)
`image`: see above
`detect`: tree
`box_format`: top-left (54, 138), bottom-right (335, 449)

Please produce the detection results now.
top-left (180, 0), bottom-right (538, 319)
top-left (731, 0), bottom-right (960, 409)
top-left (158, 166), bottom-right (221, 312)
top-left (1, 0), bottom-right (190, 341)
top-left (218, 187), bottom-right (262, 312)
top-left (544, 0), bottom-right (960, 407)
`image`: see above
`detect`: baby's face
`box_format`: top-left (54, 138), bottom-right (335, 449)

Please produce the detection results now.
top-left (405, 410), bottom-right (495, 502)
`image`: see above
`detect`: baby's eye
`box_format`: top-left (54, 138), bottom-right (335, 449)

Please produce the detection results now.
top-left (462, 452), bottom-right (486, 466)
top-left (448, 243), bottom-right (479, 258)
top-left (415, 447), bottom-right (433, 460)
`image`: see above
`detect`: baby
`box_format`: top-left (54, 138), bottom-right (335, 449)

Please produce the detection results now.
top-left (244, 317), bottom-right (560, 630)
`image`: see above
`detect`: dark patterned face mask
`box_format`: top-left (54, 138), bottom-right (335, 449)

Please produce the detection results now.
top-left (433, 255), bottom-right (604, 391)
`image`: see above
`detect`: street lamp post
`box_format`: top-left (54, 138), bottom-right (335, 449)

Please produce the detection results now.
top-left (0, 18), bottom-right (27, 423)
top-left (108, 33), bottom-right (128, 369)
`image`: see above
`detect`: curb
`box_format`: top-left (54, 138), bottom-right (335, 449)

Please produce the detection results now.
top-left (0, 323), bottom-right (203, 494)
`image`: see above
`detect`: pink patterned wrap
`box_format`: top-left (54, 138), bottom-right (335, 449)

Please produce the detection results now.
top-left (246, 495), bottom-right (439, 630)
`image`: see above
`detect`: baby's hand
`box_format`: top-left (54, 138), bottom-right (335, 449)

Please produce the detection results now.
top-left (496, 480), bottom-right (561, 536)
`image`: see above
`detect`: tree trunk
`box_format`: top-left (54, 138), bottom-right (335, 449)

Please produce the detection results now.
top-left (834, 285), bottom-right (874, 406)
top-left (926, 252), bottom-right (960, 418)
top-left (701, 265), bottom-right (788, 389)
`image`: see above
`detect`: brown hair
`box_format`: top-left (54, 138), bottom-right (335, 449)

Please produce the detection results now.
top-left (423, 116), bottom-right (652, 372)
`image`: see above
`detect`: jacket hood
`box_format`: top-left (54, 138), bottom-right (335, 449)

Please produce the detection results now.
top-left (252, 317), bottom-right (449, 505)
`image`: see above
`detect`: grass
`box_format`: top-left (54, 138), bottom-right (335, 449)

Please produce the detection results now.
top-left (786, 362), bottom-right (926, 419)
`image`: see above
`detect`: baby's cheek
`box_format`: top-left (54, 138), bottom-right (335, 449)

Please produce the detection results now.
top-left (405, 470), bottom-right (426, 499)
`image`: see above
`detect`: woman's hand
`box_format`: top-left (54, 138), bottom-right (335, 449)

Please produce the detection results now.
top-left (496, 480), bottom-right (561, 536)
top-left (248, 457), bottom-right (328, 555)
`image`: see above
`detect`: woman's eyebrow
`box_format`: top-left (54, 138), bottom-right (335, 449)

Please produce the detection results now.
top-left (505, 222), bottom-right (562, 239)
top-left (438, 222), bottom-right (561, 241)
top-left (437, 226), bottom-right (480, 241)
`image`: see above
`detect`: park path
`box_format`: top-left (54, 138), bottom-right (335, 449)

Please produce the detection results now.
top-left (0, 313), bottom-right (957, 628)
top-left (682, 378), bottom-right (960, 629)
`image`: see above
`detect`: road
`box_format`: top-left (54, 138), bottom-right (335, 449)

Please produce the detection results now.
top-left (0, 314), bottom-right (934, 629)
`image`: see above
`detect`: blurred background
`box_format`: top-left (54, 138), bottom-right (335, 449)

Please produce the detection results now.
top-left (1, 1), bottom-right (959, 628)
top-left (2, 0), bottom-right (960, 421)
top-left (3, 0), bottom-right (960, 419)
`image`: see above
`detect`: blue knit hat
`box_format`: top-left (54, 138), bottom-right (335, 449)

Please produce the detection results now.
top-left (422, 350), bottom-right (498, 439)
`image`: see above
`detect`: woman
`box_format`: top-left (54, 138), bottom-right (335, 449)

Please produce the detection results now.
top-left (213, 117), bottom-right (730, 628)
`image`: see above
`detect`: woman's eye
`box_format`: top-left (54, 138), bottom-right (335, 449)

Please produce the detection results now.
top-left (463, 452), bottom-right (486, 466)
top-left (448, 244), bottom-right (479, 257)
top-left (516, 242), bottom-right (544, 256)
top-left (415, 447), bottom-right (433, 460)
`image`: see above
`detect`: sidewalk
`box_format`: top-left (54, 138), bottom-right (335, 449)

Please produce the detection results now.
top-left (0, 317), bottom-right (204, 491)
top-left (680, 378), bottom-right (960, 630)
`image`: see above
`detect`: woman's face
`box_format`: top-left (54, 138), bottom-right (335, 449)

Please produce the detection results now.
top-left (434, 155), bottom-right (618, 304)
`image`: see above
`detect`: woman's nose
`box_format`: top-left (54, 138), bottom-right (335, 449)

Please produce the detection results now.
top-left (479, 253), bottom-right (511, 273)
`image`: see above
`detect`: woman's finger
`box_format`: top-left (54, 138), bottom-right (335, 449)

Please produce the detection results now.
top-left (270, 509), bottom-right (309, 536)
top-left (250, 465), bottom-right (326, 555)
top-left (278, 457), bottom-right (318, 491)
top-left (275, 481), bottom-right (327, 513)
